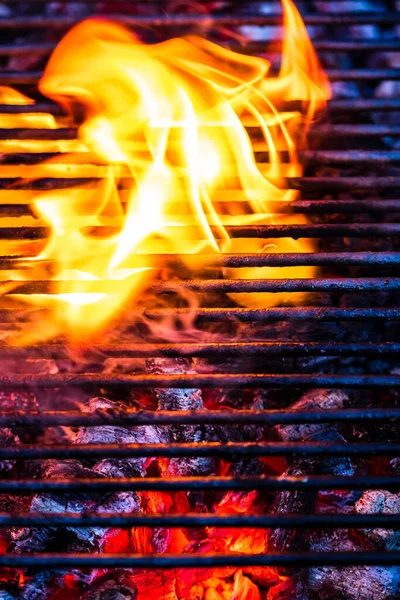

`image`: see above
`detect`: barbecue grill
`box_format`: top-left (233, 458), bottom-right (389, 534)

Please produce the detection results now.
top-left (0, 0), bottom-right (399, 591)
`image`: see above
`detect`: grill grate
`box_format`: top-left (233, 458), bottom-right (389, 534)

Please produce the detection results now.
top-left (0, 0), bottom-right (399, 577)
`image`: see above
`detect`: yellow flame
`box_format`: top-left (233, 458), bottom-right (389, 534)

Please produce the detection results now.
top-left (7, 0), bottom-right (330, 344)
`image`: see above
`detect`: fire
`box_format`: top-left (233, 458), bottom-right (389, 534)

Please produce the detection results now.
top-left (5, 0), bottom-right (329, 343)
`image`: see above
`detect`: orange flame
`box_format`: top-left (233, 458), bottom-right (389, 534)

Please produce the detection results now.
top-left (7, 0), bottom-right (330, 344)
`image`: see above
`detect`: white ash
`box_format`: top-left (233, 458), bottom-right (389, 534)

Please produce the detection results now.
top-left (307, 529), bottom-right (400, 600)
top-left (77, 396), bottom-right (167, 478)
top-left (274, 389), bottom-right (349, 443)
top-left (146, 359), bottom-right (214, 478)
top-left (269, 390), bottom-right (354, 554)
top-left (355, 490), bottom-right (400, 550)
top-left (0, 428), bottom-right (18, 473)
top-left (315, 0), bottom-right (384, 11)
top-left (80, 570), bottom-right (137, 600)
top-left (238, 25), bottom-right (283, 42)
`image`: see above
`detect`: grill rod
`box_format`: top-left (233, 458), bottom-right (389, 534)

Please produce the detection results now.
top-left (0, 475), bottom-right (398, 493)
top-left (0, 12), bottom-right (399, 28)
top-left (0, 408), bottom-right (399, 427)
top-left (1, 441), bottom-right (400, 460)
top-left (1, 125), bottom-right (400, 142)
top-left (0, 307), bottom-right (397, 324)
top-left (0, 342), bottom-right (397, 358)
top-left (0, 513), bottom-right (399, 529)
top-left (1, 553), bottom-right (399, 569)
top-left (3, 40), bottom-right (400, 56)
top-left (0, 373), bottom-right (396, 388)
top-left (1, 252), bottom-right (400, 269)
top-left (1, 223), bottom-right (400, 240)
top-left (0, 99), bottom-right (399, 114)
top-left (4, 278), bottom-right (399, 294)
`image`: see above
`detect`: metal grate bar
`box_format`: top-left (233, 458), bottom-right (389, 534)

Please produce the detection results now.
top-left (0, 13), bottom-right (399, 28)
top-left (0, 342), bottom-right (397, 359)
top-left (4, 278), bottom-right (400, 294)
top-left (1, 69), bottom-right (399, 85)
top-left (0, 198), bottom-right (398, 215)
top-left (0, 307), bottom-right (398, 324)
top-left (0, 475), bottom-right (398, 493)
top-left (0, 373), bottom-right (397, 389)
top-left (2, 251), bottom-right (400, 269)
top-left (0, 553), bottom-right (400, 569)
top-left (0, 408), bottom-right (399, 428)
top-left (0, 99), bottom-right (400, 116)
top-left (3, 125), bottom-right (400, 142)
top-left (0, 513), bottom-right (399, 529)
top-left (1, 441), bottom-right (400, 460)
top-left (0, 175), bottom-right (398, 191)
top-left (2, 223), bottom-right (400, 241)
top-left (4, 40), bottom-right (400, 57)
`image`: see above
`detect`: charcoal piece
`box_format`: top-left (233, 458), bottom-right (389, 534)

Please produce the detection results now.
top-left (355, 490), bottom-right (400, 550)
top-left (10, 526), bottom-right (55, 555)
top-left (15, 571), bottom-right (68, 600)
top-left (146, 359), bottom-right (214, 478)
top-left (0, 391), bottom-right (37, 413)
top-left (0, 428), bottom-right (18, 473)
top-left (80, 570), bottom-right (137, 600)
top-left (207, 397), bottom-right (264, 477)
top-left (0, 593), bottom-right (15, 600)
top-left (11, 459), bottom-right (102, 553)
top-left (307, 529), bottom-right (400, 600)
top-left (78, 397), bottom-right (167, 478)
top-left (269, 390), bottom-right (354, 554)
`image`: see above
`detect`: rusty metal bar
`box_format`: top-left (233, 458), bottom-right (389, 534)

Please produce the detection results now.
top-left (3, 251), bottom-right (400, 269)
top-left (0, 408), bottom-right (399, 428)
top-left (309, 125), bottom-right (400, 138)
top-left (0, 175), bottom-right (398, 192)
top-left (327, 69), bottom-right (400, 81)
top-left (4, 277), bottom-right (400, 294)
top-left (301, 150), bottom-right (400, 166)
top-left (2, 69), bottom-right (399, 86)
top-left (289, 177), bottom-right (400, 191)
top-left (0, 341), bottom-right (398, 359)
top-left (1, 553), bottom-right (400, 568)
top-left (0, 307), bottom-right (397, 326)
top-left (2, 223), bottom-right (400, 240)
top-left (0, 13), bottom-right (399, 29)
top-left (6, 150), bottom-right (400, 167)
top-left (0, 99), bottom-right (400, 116)
top-left (0, 475), bottom-right (398, 494)
top-left (0, 198), bottom-right (398, 215)
top-left (0, 372), bottom-right (397, 389)
top-left (2, 124), bottom-right (400, 142)
top-left (1, 441), bottom-right (400, 460)
top-left (4, 40), bottom-right (400, 58)
top-left (0, 513), bottom-right (399, 529)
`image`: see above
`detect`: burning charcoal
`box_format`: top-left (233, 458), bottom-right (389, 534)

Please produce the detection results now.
top-left (12, 394), bottom-right (166, 554)
top-left (206, 397), bottom-right (264, 477)
top-left (80, 570), bottom-right (137, 600)
top-left (80, 397), bottom-right (171, 554)
top-left (14, 571), bottom-right (70, 600)
top-left (80, 397), bottom-right (167, 479)
top-left (10, 459), bottom-right (106, 553)
top-left (355, 490), bottom-right (400, 550)
top-left (146, 359), bottom-right (214, 478)
top-left (269, 390), bottom-right (354, 553)
top-left (307, 529), bottom-right (400, 600)
top-left (0, 428), bottom-right (18, 473)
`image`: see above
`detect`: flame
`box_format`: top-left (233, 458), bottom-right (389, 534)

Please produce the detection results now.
top-left (6, 0), bottom-right (330, 343)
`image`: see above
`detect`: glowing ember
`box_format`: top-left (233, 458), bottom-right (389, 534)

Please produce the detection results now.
top-left (2, 0), bottom-right (329, 344)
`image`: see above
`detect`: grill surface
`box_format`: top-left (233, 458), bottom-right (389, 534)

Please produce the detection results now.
top-left (0, 0), bottom-right (399, 576)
